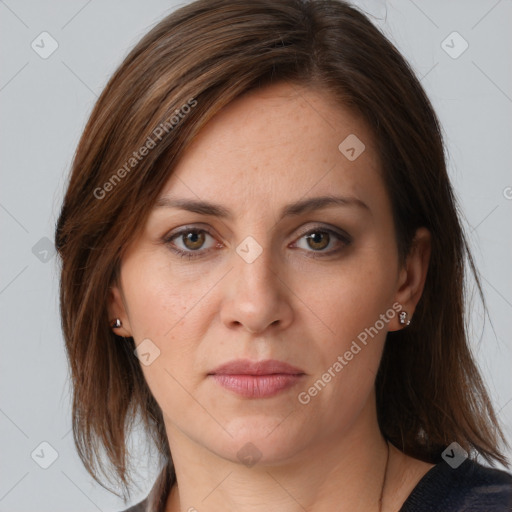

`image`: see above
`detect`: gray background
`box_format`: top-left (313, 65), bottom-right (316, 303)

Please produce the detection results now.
top-left (1, 0), bottom-right (511, 510)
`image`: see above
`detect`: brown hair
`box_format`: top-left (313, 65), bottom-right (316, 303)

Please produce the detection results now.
top-left (54, 0), bottom-right (509, 497)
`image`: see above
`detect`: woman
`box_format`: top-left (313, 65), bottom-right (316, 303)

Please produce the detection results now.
top-left (54, 0), bottom-right (512, 510)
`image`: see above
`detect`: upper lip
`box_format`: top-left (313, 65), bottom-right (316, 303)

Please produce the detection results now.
top-left (209, 359), bottom-right (305, 376)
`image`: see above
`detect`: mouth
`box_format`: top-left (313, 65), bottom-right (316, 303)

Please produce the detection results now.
top-left (208, 359), bottom-right (306, 398)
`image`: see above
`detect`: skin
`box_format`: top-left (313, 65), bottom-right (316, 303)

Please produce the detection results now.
top-left (109, 82), bottom-right (433, 512)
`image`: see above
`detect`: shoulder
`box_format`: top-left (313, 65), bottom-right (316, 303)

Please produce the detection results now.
top-left (401, 458), bottom-right (512, 511)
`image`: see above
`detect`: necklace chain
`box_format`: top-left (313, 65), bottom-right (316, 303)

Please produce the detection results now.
top-left (167, 441), bottom-right (392, 512)
top-left (378, 441), bottom-right (391, 512)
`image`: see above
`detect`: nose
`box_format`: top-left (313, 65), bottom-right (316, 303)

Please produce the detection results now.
top-left (219, 241), bottom-right (294, 335)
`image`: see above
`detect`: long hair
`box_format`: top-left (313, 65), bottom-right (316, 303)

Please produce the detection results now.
top-left (54, 0), bottom-right (508, 497)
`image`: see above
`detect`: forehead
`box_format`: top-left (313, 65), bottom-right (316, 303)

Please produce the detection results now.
top-left (160, 82), bottom-right (382, 206)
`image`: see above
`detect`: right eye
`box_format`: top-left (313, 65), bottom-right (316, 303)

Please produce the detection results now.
top-left (164, 227), bottom-right (220, 259)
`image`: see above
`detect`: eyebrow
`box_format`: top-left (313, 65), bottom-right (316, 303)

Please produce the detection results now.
top-left (154, 194), bottom-right (370, 220)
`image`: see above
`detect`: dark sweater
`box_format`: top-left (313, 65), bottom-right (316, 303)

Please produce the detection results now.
top-left (399, 458), bottom-right (512, 511)
top-left (119, 458), bottom-right (512, 511)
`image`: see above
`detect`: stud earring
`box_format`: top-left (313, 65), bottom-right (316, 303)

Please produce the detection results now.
top-left (111, 318), bottom-right (122, 329)
top-left (399, 311), bottom-right (411, 326)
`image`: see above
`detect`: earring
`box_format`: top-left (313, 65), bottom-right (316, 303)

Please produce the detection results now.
top-left (111, 318), bottom-right (122, 329)
top-left (399, 311), bottom-right (411, 326)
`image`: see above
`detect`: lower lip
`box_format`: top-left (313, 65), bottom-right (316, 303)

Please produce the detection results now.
top-left (210, 374), bottom-right (304, 398)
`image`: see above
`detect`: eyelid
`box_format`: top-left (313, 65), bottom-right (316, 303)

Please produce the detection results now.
top-left (293, 223), bottom-right (353, 244)
top-left (163, 225), bottom-right (220, 247)
top-left (163, 223), bottom-right (216, 240)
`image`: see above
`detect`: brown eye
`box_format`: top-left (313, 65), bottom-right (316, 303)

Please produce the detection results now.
top-left (164, 228), bottom-right (218, 259)
top-left (181, 230), bottom-right (206, 250)
top-left (293, 226), bottom-right (352, 257)
top-left (305, 231), bottom-right (330, 251)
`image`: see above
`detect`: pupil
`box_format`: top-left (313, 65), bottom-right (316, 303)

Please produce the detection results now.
top-left (308, 232), bottom-right (328, 250)
top-left (185, 231), bottom-right (203, 249)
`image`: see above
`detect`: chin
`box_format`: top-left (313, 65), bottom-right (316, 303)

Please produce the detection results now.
top-left (205, 417), bottom-right (310, 466)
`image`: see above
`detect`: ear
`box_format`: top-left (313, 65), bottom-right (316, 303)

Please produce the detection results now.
top-left (389, 227), bottom-right (431, 331)
top-left (107, 283), bottom-right (133, 338)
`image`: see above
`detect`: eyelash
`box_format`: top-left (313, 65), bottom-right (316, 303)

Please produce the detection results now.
top-left (163, 225), bottom-right (352, 261)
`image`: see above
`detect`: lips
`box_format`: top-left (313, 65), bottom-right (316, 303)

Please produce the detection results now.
top-left (208, 359), bottom-right (305, 398)
top-left (209, 359), bottom-right (305, 376)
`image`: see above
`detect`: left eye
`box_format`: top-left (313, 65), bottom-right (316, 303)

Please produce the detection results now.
top-left (293, 228), bottom-right (350, 254)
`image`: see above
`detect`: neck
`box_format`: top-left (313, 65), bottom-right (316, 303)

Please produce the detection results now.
top-left (164, 398), bottom-right (392, 512)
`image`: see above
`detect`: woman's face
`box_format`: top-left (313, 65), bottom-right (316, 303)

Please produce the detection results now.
top-left (110, 82), bottom-right (419, 466)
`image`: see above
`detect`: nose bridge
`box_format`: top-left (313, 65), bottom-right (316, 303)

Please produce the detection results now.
top-left (234, 231), bottom-right (279, 297)
top-left (220, 229), bottom-right (292, 333)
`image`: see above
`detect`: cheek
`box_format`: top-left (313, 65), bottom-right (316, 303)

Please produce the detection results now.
top-left (293, 244), bottom-right (397, 402)
top-left (122, 277), bottom-right (203, 425)
top-left (294, 273), bottom-right (390, 432)
top-left (118, 257), bottom-right (195, 391)
top-left (121, 252), bottom-right (205, 341)
top-left (297, 255), bottom-right (396, 342)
